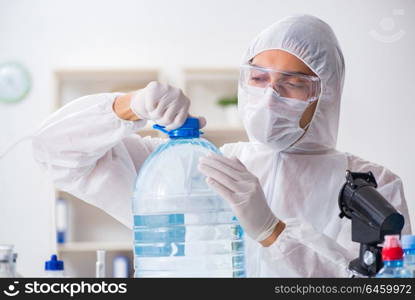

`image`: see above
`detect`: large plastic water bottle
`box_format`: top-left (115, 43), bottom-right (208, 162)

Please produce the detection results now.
top-left (402, 235), bottom-right (415, 277)
top-left (376, 235), bottom-right (412, 278)
top-left (132, 117), bottom-right (245, 277)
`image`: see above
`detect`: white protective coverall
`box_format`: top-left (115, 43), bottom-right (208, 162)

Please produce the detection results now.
top-left (32, 15), bottom-right (412, 277)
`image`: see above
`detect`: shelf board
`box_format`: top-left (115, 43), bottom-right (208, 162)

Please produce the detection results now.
top-left (54, 68), bottom-right (159, 80)
top-left (57, 241), bottom-right (132, 253)
top-left (182, 67), bottom-right (238, 81)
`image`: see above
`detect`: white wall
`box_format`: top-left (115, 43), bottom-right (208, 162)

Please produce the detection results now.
top-left (0, 0), bottom-right (414, 276)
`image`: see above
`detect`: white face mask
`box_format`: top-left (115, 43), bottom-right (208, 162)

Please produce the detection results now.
top-left (239, 86), bottom-right (310, 151)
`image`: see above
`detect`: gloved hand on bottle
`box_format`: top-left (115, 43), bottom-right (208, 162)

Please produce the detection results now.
top-left (113, 81), bottom-right (284, 246)
top-left (113, 81), bottom-right (206, 130)
top-left (198, 152), bottom-right (285, 246)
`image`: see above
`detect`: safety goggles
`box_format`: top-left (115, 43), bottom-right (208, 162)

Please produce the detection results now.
top-left (239, 64), bottom-right (321, 102)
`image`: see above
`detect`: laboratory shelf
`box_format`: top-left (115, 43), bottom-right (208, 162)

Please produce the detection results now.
top-left (53, 68), bottom-right (159, 108)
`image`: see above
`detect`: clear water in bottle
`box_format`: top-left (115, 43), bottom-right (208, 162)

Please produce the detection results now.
top-left (132, 118), bottom-right (245, 277)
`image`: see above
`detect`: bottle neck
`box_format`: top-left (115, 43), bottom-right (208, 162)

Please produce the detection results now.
top-left (168, 130), bottom-right (200, 139)
top-left (170, 136), bottom-right (199, 140)
top-left (383, 259), bottom-right (404, 267)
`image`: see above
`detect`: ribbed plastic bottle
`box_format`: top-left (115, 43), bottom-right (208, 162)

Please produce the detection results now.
top-left (376, 235), bottom-right (412, 278)
top-left (132, 117), bottom-right (245, 277)
top-left (402, 235), bottom-right (415, 278)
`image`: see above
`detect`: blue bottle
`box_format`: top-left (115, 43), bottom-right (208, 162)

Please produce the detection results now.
top-left (402, 235), bottom-right (415, 278)
top-left (44, 255), bottom-right (65, 278)
top-left (376, 235), bottom-right (411, 278)
top-left (132, 117), bottom-right (245, 277)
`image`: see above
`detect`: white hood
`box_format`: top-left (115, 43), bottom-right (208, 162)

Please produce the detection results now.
top-left (238, 14), bottom-right (345, 153)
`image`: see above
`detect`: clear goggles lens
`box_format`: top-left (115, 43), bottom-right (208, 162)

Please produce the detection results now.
top-left (240, 64), bottom-right (321, 102)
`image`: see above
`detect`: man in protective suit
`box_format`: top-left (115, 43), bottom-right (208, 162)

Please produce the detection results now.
top-left (33, 15), bottom-right (411, 277)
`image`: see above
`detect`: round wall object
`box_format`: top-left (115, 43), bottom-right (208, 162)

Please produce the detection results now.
top-left (0, 62), bottom-right (31, 103)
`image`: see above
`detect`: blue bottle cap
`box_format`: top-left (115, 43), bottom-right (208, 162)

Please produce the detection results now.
top-left (153, 117), bottom-right (202, 138)
top-left (401, 235), bottom-right (415, 250)
top-left (45, 254), bottom-right (64, 271)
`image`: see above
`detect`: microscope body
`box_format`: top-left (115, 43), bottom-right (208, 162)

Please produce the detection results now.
top-left (338, 171), bottom-right (405, 277)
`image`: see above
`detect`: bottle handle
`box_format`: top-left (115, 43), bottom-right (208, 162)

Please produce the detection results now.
top-left (153, 124), bottom-right (170, 134)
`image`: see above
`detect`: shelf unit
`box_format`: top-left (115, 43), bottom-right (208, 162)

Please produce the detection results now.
top-left (51, 67), bottom-right (248, 277)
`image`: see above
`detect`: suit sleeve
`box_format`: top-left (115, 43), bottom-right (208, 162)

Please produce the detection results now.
top-left (32, 93), bottom-right (166, 228)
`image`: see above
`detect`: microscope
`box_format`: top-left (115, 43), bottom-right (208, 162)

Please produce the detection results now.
top-left (338, 170), bottom-right (405, 277)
